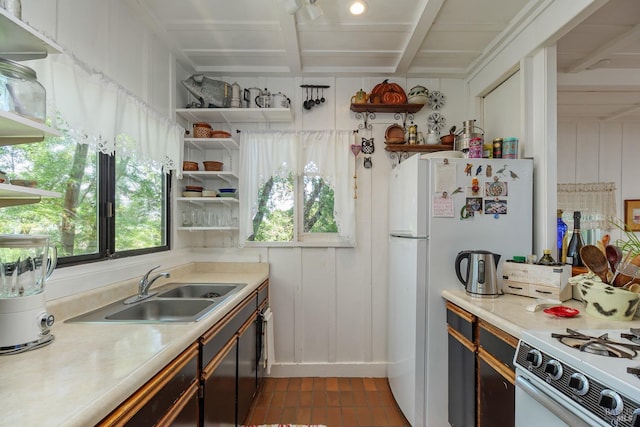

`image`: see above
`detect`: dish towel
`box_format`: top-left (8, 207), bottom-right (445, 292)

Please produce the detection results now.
top-left (262, 307), bottom-right (275, 375)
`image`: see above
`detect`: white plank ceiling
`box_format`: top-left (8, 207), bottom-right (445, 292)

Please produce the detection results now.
top-left (128, 0), bottom-right (640, 120)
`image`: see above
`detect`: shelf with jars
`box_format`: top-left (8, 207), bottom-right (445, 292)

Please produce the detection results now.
top-left (0, 8), bottom-right (63, 206)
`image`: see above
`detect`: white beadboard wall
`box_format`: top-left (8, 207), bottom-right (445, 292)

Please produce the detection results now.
top-left (21, 0), bottom-right (470, 376)
top-left (558, 120), bottom-right (640, 242)
top-left (176, 75), bottom-right (468, 376)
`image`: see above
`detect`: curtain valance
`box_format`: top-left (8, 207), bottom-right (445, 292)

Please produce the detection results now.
top-left (30, 51), bottom-right (183, 173)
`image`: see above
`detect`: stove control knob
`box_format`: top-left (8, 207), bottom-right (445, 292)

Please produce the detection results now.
top-left (525, 349), bottom-right (542, 368)
top-left (568, 373), bottom-right (589, 396)
top-left (38, 313), bottom-right (55, 330)
top-left (632, 408), bottom-right (640, 427)
top-left (543, 359), bottom-right (563, 380)
top-left (599, 390), bottom-right (623, 416)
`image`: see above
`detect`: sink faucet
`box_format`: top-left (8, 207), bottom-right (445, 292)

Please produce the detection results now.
top-left (124, 265), bottom-right (170, 304)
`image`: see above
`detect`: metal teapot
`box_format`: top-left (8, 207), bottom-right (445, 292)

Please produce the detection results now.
top-left (243, 87), bottom-right (262, 108)
top-left (255, 88), bottom-right (271, 108)
top-left (351, 89), bottom-right (369, 104)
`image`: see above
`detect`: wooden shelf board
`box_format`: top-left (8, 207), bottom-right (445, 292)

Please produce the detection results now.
top-left (384, 144), bottom-right (454, 153)
top-left (350, 103), bottom-right (424, 114)
top-left (176, 108), bottom-right (293, 124)
top-left (0, 9), bottom-right (62, 59)
top-left (0, 110), bottom-right (62, 145)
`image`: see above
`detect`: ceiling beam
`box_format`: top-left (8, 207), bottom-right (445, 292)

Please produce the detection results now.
top-left (394, 0), bottom-right (446, 75)
top-left (276, 1), bottom-right (302, 74)
top-left (395, 0), bottom-right (445, 75)
top-left (566, 23), bottom-right (640, 73)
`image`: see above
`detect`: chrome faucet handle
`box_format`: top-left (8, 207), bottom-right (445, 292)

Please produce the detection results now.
top-left (139, 265), bottom-right (161, 288)
top-left (124, 265), bottom-right (168, 305)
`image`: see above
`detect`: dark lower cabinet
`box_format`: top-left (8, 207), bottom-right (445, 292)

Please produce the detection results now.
top-left (446, 302), bottom-right (477, 427)
top-left (98, 343), bottom-right (200, 427)
top-left (200, 279), bottom-right (269, 427)
top-left (202, 337), bottom-right (238, 427)
top-left (237, 313), bottom-right (258, 424)
top-left (477, 351), bottom-right (515, 427)
top-left (446, 303), bottom-right (517, 427)
top-left (477, 320), bottom-right (517, 427)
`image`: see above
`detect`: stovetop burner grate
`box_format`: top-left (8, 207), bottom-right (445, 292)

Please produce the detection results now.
top-left (551, 328), bottom-right (640, 359)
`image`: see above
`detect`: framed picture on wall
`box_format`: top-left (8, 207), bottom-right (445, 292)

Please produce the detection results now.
top-left (624, 199), bottom-right (640, 231)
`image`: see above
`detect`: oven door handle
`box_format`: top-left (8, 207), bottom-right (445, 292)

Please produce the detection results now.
top-left (516, 375), bottom-right (592, 427)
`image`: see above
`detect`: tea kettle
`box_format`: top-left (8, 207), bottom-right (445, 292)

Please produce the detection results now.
top-left (351, 89), bottom-right (369, 104)
top-left (455, 250), bottom-right (501, 297)
top-left (255, 88), bottom-right (271, 108)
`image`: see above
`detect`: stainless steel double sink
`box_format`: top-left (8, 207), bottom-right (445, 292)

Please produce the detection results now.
top-left (66, 283), bottom-right (246, 324)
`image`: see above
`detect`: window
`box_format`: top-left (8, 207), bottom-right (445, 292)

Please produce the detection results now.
top-left (239, 130), bottom-right (355, 246)
top-left (0, 124), bottom-right (170, 266)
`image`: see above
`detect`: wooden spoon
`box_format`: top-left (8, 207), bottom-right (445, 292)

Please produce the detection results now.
top-left (605, 245), bottom-right (622, 273)
top-left (580, 245), bottom-right (610, 283)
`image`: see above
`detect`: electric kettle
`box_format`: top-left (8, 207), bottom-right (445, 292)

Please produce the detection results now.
top-left (455, 250), bottom-right (501, 297)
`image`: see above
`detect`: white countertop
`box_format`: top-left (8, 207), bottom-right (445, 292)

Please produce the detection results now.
top-left (442, 289), bottom-right (640, 338)
top-left (0, 262), bottom-right (269, 427)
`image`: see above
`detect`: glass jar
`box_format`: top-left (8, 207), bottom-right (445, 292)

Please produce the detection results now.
top-left (0, 58), bottom-right (46, 122)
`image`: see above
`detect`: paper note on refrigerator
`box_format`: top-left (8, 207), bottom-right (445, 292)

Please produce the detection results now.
top-left (434, 162), bottom-right (456, 193)
top-left (432, 195), bottom-right (454, 217)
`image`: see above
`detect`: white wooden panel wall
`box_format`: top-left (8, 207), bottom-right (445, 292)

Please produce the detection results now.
top-left (557, 120), bottom-right (640, 243)
top-left (23, 0), bottom-right (173, 113)
top-left (23, 0), bottom-right (467, 376)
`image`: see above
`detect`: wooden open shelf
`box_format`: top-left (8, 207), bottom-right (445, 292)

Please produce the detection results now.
top-left (349, 103), bottom-right (424, 114)
top-left (384, 144), bottom-right (453, 153)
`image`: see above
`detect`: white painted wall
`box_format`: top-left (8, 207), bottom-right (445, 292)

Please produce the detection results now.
top-left (20, 0), bottom-right (468, 376)
top-left (558, 120), bottom-right (640, 243)
top-left (175, 74), bottom-right (467, 375)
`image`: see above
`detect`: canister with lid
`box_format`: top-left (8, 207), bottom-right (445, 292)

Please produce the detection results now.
top-left (502, 137), bottom-right (519, 159)
top-left (0, 58), bottom-right (46, 122)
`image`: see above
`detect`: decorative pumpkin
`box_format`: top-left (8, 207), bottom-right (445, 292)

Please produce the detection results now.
top-left (370, 79), bottom-right (407, 104)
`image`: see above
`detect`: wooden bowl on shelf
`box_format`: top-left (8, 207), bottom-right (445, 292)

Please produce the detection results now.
top-left (203, 161), bottom-right (223, 171)
top-left (385, 124), bottom-right (406, 144)
top-left (440, 134), bottom-right (455, 145)
top-left (183, 161), bottom-right (199, 171)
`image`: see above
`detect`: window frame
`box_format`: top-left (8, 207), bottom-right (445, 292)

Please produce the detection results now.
top-left (53, 151), bottom-right (172, 268)
top-left (244, 171), bottom-right (350, 248)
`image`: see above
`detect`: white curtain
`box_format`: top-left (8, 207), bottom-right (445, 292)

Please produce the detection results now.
top-left (29, 51), bottom-right (183, 174)
top-left (557, 182), bottom-right (617, 229)
top-left (239, 130), bottom-right (355, 245)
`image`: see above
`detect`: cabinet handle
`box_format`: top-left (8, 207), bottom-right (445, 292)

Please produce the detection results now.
top-left (507, 285), bottom-right (523, 290)
top-left (535, 289), bottom-right (552, 294)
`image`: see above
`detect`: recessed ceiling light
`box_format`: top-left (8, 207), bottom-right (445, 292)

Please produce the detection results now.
top-left (349, 0), bottom-right (368, 15)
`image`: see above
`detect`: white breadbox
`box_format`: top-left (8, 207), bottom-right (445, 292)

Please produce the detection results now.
top-left (502, 262), bottom-right (572, 302)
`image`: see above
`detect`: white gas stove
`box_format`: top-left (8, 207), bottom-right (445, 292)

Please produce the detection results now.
top-left (514, 328), bottom-right (640, 427)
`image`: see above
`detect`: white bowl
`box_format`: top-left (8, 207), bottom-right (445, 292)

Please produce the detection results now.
top-left (202, 190), bottom-right (217, 198)
top-left (573, 275), bottom-right (640, 321)
top-left (182, 191), bottom-right (202, 198)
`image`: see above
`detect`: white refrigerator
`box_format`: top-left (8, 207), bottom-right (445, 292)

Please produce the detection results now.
top-left (387, 154), bottom-right (533, 427)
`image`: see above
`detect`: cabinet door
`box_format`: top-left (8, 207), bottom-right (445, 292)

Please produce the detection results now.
top-left (237, 313), bottom-right (258, 425)
top-left (446, 303), bottom-right (477, 427)
top-left (202, 337), bottom-right (238, 427)
top-left (447, 328), bottom-right (476, 427)
top-left (98, 344), bottom-right (199, 427)
top-left (477, 350), bottom-right (515, 427)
